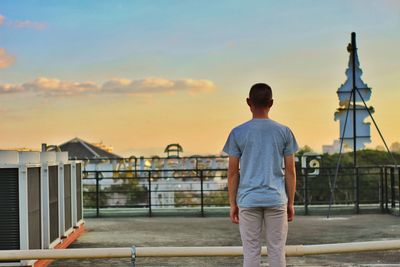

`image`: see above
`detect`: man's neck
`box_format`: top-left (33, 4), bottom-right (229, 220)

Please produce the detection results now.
top-left (252, 109), bottom-right (269, 119)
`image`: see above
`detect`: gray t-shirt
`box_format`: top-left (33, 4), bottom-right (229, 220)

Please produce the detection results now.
top-left (223, 118), bottom-right (298, 208)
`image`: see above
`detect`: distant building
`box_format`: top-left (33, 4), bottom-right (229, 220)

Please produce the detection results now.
top-left (55, 137), bottom-right (121, 160)
top-left (164, 143), bottom-right (183, 158)
top-left (46, 137), bottom-right (125, 206)
top-left (49, 140), bottom-right (229, 208)
top-left (323, 34), bottom-right (374, 154)
top-left (322, 140), bottom-right (351, 155)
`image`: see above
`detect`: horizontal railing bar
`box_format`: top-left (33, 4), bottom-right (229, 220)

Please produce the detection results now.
top-left (89, 190), bottom-right (226, 194)
top-left (83, 169), bottom-right (228, 173)
top-left (83, 177), bottom-right (224, 180)
top-left (82, 166), bottom-right (395, 173)
top-left (76, 156), bottom-right (229, 160)
top-left (1, 240), bottom-right (400, 260)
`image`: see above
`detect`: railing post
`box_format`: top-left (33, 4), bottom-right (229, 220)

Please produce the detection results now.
top-left (385, 167), bottom-right (389, 212)
top-left (304, 169), bottom-right (309, 215)
top-left (391, 167), bottom-right (395, 209)
top-left (380, 167), bottom-right (384, 213)
top-left (398, 166), bottom-right (400, 215)
top-left (95, 171), bottom-right (100, 218)
top-left (148, 171), bottom-right (152, 217)
top-left (355, 167), bottom-right (360, 214)
top-left (200, 170), bottom-right (204, 217)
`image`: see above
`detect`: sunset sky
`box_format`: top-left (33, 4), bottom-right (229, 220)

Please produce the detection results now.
top-left (1, 1), bottom-right (399, 157)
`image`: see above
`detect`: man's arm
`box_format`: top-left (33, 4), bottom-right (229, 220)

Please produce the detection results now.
top-left (284, 154), bottom-right (296, 222)
top-left (228, 156), bottom-right (240, 224)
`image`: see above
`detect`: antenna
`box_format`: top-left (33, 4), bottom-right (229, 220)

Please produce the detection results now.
top-left (327, 32), bottom-right (397, 218)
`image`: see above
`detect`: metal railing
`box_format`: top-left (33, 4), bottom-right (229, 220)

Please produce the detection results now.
top-left (82, 166), bottom-right (400, 217)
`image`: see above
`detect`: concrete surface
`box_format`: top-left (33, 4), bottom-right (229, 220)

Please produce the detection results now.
top-left (50, 214), bottom-right (400, 266)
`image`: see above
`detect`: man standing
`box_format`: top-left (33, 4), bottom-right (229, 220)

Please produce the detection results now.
top-left (223, 83), bottom-right (298, 267)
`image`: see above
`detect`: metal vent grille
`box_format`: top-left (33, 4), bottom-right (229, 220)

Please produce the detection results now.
top-left (49, 166), bottom-right (59, 242)
top-left (28, 167), bottom-right (41, 249)
top-left (0, 168), bottom-right (20, 250)
top-left (76, 163), bottom-right (82, 221)
top-left (64, 164), bottom-right (72, 231)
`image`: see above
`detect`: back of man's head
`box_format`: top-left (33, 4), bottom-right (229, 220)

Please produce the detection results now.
top-left (249, 83), bottom-right (273, 108)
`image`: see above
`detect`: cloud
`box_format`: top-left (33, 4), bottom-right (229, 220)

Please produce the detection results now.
top-left (0, 77), bottom-right (216, 97)
top-left (8, 20), bottom-right (47, 30)
top-left (23, 77), bottom-right (99, 96)
top-left (0, 14), bottom-right (47, 30)
top-left (0, 83), bottom-right (23, 94)
top-left (102, 77), bottom-right (216, 95)
top-left (174, 79), bottom-right (216, 94)
top-left (0, 48), bottom-right (16, 68)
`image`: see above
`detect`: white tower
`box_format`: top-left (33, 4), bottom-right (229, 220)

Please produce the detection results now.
top-left (334, 34), bottom-right (374, 150)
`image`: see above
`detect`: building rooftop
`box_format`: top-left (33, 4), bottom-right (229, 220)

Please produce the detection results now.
top-left (56, 137), bottom-right (122, 160)
top-left (49, 214), bottom-right (400, 266)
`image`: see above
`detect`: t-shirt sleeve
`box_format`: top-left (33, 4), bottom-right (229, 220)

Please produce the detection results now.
top-left (223, 130), bottom-right (242, 158)
top-left (283, 127), bottom-right (299, 156)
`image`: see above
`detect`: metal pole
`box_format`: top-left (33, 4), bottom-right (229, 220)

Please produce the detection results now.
top-left (385, 167), bottom-right (389, 212)
top-left (131, 246), bottom-right (136, 267)
top-left (304, 169), bottom-right (309, 215)
top-left (351, 32), bottom-right (357, 168)
top-left (380, 167), bottom-right (384, 213)
top-left (134, 158), bottom-right (137, 178)
top-left (355, 167), bottom-right (360, 214)
top-left (148, 171), bottom-right (152, 217)
top-left (355, 86), bottom-right (398, 167)
top-left (327, 80), bottom-right (354, 218)
top-left (391, 167), bottom-right (395, 209)
top-left (398, 166), bottom-right (400, 214)
top-left (200, 170), bottom-right (204, 217)
top-left (95, 172), bottom-right (100, 218)
top-left (351, 32), bottom-right (359, 214)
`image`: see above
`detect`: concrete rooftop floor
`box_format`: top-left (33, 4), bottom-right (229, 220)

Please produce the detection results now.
top-left (50, 214), bottom-right (400, 266)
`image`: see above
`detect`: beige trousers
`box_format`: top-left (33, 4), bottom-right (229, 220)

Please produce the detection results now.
top-left (239, 206), bottom-right (288, 267)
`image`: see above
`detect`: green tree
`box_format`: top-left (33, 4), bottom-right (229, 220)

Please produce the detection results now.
top-left (303, 149), bottom-right (400, 205)
top-left (83, 184), bottom-right (108, 208)
top-left (390, 142), bottom-right (400, 153)
top-left (109, 173), bottom-right (148, 207)
top-left (204, 191), bottom-right (229, 206)
top-left (296, 145), bottom-right (315, 157)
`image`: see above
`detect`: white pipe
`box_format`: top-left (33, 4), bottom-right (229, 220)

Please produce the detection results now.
top-left (1, 240), bottom-right (400, 261)
top-left (292, 240), bottom-right (400, 256)
top-left (0, 248), bottom-right (132, 260)
top-left (136, 240), bottom-right (400, 257)
top-left (137, 246), bottom-right (245, 257)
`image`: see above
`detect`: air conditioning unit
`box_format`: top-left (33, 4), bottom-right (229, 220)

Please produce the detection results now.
top-left (40, 151), bottom-right (63, 249)
top-left (41, 152), bottom-right (84, 249)
top-left (55, 152), bottom-right (74, 238)
top-left (54, 153), bottom-right (84, 239)
top-left (0, 151), bottom-right (42, 266)
top-left (1, 150), bottom-right (84, 266)
top-left (71, 161), bottom-right (83, 227)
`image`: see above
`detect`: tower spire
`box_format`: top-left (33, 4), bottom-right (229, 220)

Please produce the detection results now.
top-left (334, 33), bottom-right (374, 150)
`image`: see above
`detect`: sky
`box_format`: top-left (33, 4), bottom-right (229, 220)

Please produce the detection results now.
top-left (0, 0), bottom-right (399, 157)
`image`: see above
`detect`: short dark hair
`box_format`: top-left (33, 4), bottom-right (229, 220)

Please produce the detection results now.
top-left (249, 83), bottom-right (273, 108)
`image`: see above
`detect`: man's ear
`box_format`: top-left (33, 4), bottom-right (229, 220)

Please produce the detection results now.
top-left (246, 98), bottom-right (251, 107)
top-left (268, 99), bottom-right (274, 108)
